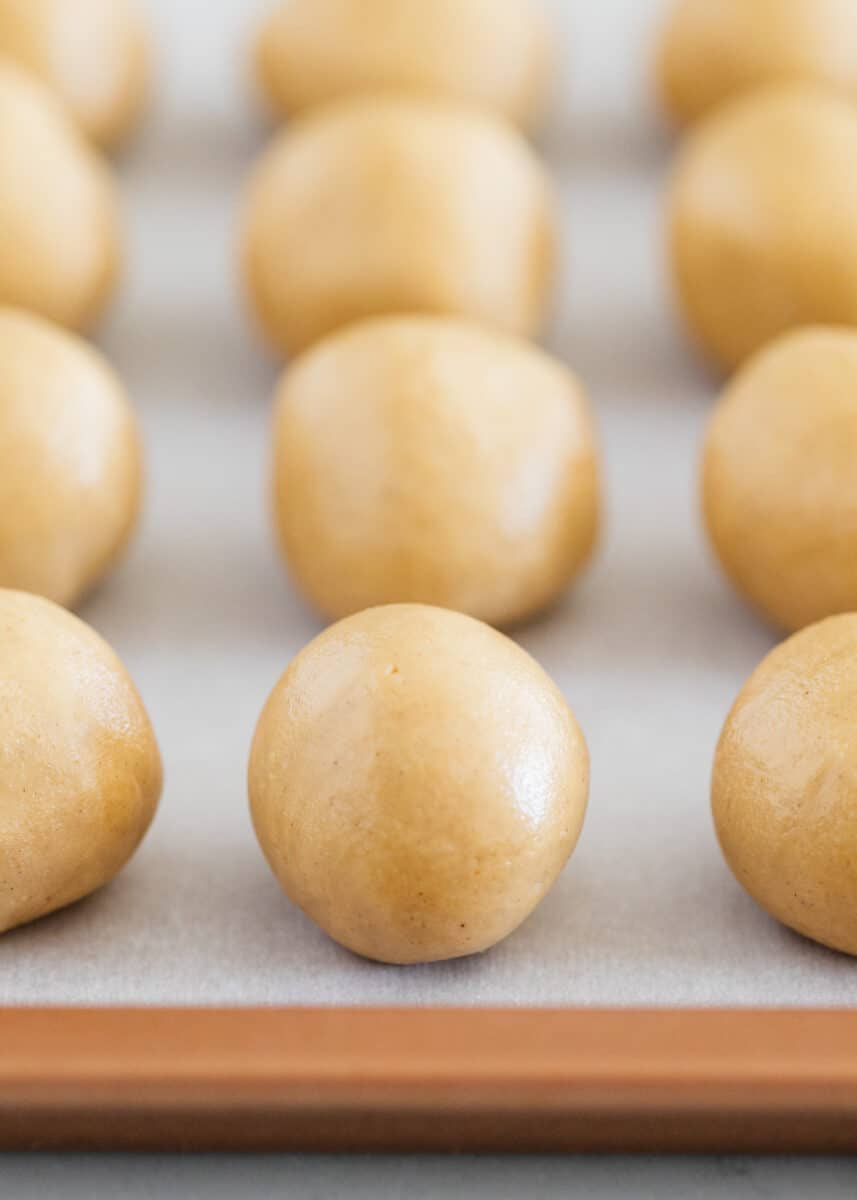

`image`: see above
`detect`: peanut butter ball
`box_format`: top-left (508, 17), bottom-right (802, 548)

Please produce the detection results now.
top-left (713, 613), bottom-right (857, 957)
top-left (242, 95), bottom-right (555, 356)
top-left (703, 327), bottom-right (857, 632)
top-left (0, 308), bottom-right (142, 607)
top-left (0, 589), bottom-right (162, 934)
top-left (271, 316), bottom-right (599, 626)
top-left (669, 84), bottom-right (857, 371)
top-left (255, 0), bottom-right (551, 131)
top-left (249, 604), bottom-right (589, 965)
top-left (0, 62), bottom-right (119, 330)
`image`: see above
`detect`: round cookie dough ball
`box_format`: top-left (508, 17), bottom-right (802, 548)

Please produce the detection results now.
top-left (249, 604), bottom-right (589, 965)
top-left (255, 0), bottom-right (551, 131)
top-left (0, 62), bottom-right (119, 330)
top-left (668, 84), bottom-right (857, 371)
top-left (658, 0), bottom-right (857, 127)
top-left (713, 613), bottom-right (857, 957)
top-left (241, 95), bottom-right (555, 356)
top-left (0, 589), bottom-right (162, 934)
top-left (0, 0), bottom-right (149, 149)
top-left (703, 327), bottom-right (857, 632)
top-left (271, 316), bottom-right (599, 627)
top-left (0, 308), bottom-right (142, 607)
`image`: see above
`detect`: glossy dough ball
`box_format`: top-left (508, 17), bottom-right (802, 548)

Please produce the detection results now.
top-left (0, 63), bottom-right (119, 330)
top-left (255, 0), bottom-right (550, 130)
top-left (669, 84), bottom-right (857, 371)
top-left (0, 308), bottom-right (142, 607)
top-left (713, 613), bottom-right (857, 957)
top-left (703, 327), bottom-right (857, 632)
top-left (0, 0), bottom-right (149, 149)
top-left (249, 604), bottom-right (589, 965)
top-left (658, 0), bottom-right (857, 126)
top-left (0, 590), bottom-right (162, 934)
top-left (242, 95), bottom-right (555, 356)
top-left (272, 316), bottom-right (599, 626)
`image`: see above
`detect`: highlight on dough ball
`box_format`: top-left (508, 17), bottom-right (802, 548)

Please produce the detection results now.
top-left (271, 316), bottom-right (600, 627)
top-left (0, 61), bottom-right (120, 330)
top-left (241, 94), bottom-right (556, 357)
top-left (0, 0), bottom-right (150, 149)
top-left (658, 0), bottom-right (857, 127)
top-left (248, 604), bottom-right (589, 966)
top-left (0, 308), bottom-right (142, 608)
top-left (702, 327), bottom-right (857, 633)
top-left (0, 589), bottom-right (162, 935)
top-left (712, 613), bottom-right (857, 958)
top-left (668, 84), bottom-right (857, 371)
top-left (254, 0), bottom-right (551, 131)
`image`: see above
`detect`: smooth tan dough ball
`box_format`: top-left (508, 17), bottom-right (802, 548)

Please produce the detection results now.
top-left (658, 0), bottom-right (857, 127)
top-left (703, 327), bottom-right (857, 633)
top-left (255, 0), bottom-right (551, 131)
top-left (0, 308), bottom-right (142, 607)
top-left (249, 604), bottom-right (589, 965)
top-left (669, 84), bottom-right (857, 371)
top-left (0, 62), bottom-right (119, 330)
top-left (272, 316), bottom-right (599, 627)
top-left (0, 589), bottom-right (162, 934)
top-left (713, 613), bottom-right (857, 957)
top-left (242, 95), bottom-right (555, 356)
top-left (0, 0), bottom-right (149, 149)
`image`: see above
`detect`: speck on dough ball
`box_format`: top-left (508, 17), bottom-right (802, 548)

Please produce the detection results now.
top-left (0, 308), bottom-right (142, 607)
top-left (668, 84), bottom-right (857, 371)
top-left (249, 604), bottom-right (589, 965)
top-left (713, 613), bottom-right (857, 957)
top-left (255, 0), bottom-right (551, 131)
top-left (271, 316), bottom-right (599, 627)
top-left (0, 62), bottom-right (119, 330)
top-left (241, 95), bottom-right (555, 357)
top-left (0, 0), bottom-right (149, 149)
top-left (0, 589), bottom-right (162, 934)
top-left (703, 327), bottom-right (857, 633)
top-left (658, 0), bottom-right (857, 127)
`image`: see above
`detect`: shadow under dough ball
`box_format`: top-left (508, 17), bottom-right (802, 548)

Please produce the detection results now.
top-left (248, 604), bottom-right (589, 966)
top-left (271, 315), bottom-right (600, 627)
top-left (0, 589), bottom-right (162, 935)
top-left (241, 94), bottom-right (555, 357)
top-left (702, 326), bottom-right (857, 632)
top-left (668, 83), bottom-right (857, 371)
top-left (0, 308), bottom-right (142, 608)
top-left (713, 613), bottom-right (857, 958)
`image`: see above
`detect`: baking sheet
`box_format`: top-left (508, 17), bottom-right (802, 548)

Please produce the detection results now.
top-left (1, 0), bottom-right (855, 1007)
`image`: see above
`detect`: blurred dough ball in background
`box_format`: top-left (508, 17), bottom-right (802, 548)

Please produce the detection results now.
top-left (271, 316), bottom-right (599, 628)
top-left (702, 327), bottom-right (857, 633)
top-left (669, 84), bottom-right (857, 371)
top-left (0, 62), bottom-right (119, 330)
top-left (0, 308), bottom-right (142, 609)
top-left (254, 0), bottom-right (551, 131)
top-left (0, 0), bottom-right (149, 150)
top-left (658, 0), bottom-right (857, 127)
top-left (241, 95), bottom-right (555, 357)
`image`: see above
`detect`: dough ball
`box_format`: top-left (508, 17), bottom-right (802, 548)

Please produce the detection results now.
top-left (0, 62), bottom-right (119, 330)
top-left (658, 0), bottom-right (857, 127)
top-left (703, 327), bottom-right (857, 632)
top-left (713, 613), bottom-right (857, 957)
top-left (255, 0), bottom-right (551, 131)
top-left (0, 0), bottom-right (149, 149)
top-left (0, 308), bottom-right (142, 607)
top-left (668, 84), bottom-right (857, 371)
top-left (0, 589), bottom-right (162, 934)
top-left (271, 316), bottom-right (599, 627)
top-left (242, 95), bottom-right (555, 356)
top-left (249, 603), bottom-right (589, 965)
